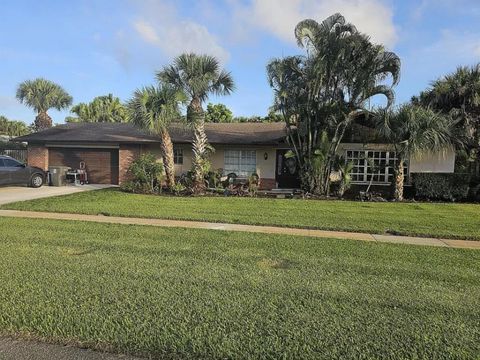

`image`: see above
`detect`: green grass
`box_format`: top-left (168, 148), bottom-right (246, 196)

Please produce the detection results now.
top-left (3, 188), bottom-right (480, 240)
top-left (0, 217), bottom-right (479, 359)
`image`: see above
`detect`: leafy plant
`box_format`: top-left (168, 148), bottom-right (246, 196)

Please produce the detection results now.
top-left (414, 173), bottom-right (470, 201)
top-left (171, 183), bottom-right (187, 196)
top-left (121, 153), bottom-right (164, 194)
top-left (205, 169), bottom-right (222, 188)
top-left (248, 173), bottom-right (260, 196)
top-left (337, 159), bottom-right (354, 198)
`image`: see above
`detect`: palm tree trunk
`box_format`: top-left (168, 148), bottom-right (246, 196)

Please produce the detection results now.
top-left (394, 158), bottom-right (405, 201)
top-left (34, 111), bottom-right (52, 131)
top-left (160, 129), bottom-right (175, 189)
top-left (188, 97), bottom-right (208, 193)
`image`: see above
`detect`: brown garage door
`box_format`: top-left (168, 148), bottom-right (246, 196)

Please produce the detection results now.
top-left (49, 148), bottom-right (119, 184)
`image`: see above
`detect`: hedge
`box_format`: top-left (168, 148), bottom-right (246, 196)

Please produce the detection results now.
top-left (413, 173), bottom-right (470, 201)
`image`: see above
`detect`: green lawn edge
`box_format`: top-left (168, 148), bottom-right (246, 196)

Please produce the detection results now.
top-left (0, 217), bottom-right (479, 359)
top-left (2, 187), bottom-right (480, 240)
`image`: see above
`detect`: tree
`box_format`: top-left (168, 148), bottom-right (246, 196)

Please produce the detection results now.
top-left (374, 105), bottom-right (453, 201)
top-left (232, 111), bottom-right (283, 123)
top-left (412, 64), bottom-right (480, 177)
top-left (66, 94), bottom-right (128, 123)
top-left (205, 103), bottom-right (233, 123)
top-left (16, 78), bottom-right (72, 131)
top-left (267, 13), bottom-right (400, 195)
top-left (157, 53), bottom-right (235, 192)
top-left (0, 116), bottom-right (30, 137)
top-left (127, 85), bottom-right (185, 189)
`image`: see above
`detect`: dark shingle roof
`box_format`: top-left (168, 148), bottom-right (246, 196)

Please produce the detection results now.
top-left (14, 122), bottom-right (287, 145)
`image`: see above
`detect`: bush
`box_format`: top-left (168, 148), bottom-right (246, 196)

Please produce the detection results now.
top-left (413, 173), bottom-right (470, 201)
top-left (121, 153), bottom-right (164, 194)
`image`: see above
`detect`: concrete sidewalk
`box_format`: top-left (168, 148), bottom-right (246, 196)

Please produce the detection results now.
top-left (0, 209), bottom-right (479, 250)
top-left (0, 337), bottom-right (140, 360)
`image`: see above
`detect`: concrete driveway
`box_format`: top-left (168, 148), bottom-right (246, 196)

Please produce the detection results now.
top-left (0, 184), bottom-right (113, 205)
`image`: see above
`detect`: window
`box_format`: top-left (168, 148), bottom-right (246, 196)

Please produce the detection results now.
top-left (3, 158), bottom-right (22, 167)
top-left (173, 148), bottom-right (183, 165)
top-left (345, 150), bottom-right (408, 184)
top-left (224, 150), bottom-right (256, 177)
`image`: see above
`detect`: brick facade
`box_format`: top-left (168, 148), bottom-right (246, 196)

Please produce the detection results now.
top-left (259, 178), bottom-right (276, 190)
top-left (119, 144), bottom-right (142, 185)
top-left (27, 145), bottom-right (49, 171)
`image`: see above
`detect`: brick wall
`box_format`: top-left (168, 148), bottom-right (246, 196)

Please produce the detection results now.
top-left (119, 144), bottom-right (142, 185)
top-left (27, 145), bottom-right (48, 171)
top-left (259, 178), bottom-right (276, 190)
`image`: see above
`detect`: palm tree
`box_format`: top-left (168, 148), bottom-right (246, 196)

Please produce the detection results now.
top-left (157, 53), bottom-right (235, 192)
top-left (67, 94), bottom-right (128, 123)
top-left (266, 13), bottom-right (400, 195)
top-left (16, 78), bottom-right (72, 131)
top-left (127, 85), bottom-right (185, 189)
top-left (375, 105), bottom-right (453, 201)
top-left (413, 64), bottom-right (480, 177)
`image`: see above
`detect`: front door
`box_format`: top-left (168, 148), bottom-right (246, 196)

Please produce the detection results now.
top-left (275, 150), bottom-right (301, 188)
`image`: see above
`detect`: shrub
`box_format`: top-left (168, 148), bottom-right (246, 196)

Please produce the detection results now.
top-left (248, 173), bottom-right (260, 196)
top-left (205, 169), bottom-right (222, 188)
top-left (121, 153), bottom-right (164, 194)
top-left (171, 183), bottom-right (187, 196)
top-left (413, 173), bottom-right (470, 201)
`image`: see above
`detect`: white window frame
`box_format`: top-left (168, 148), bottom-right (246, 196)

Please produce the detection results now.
top-left (224, 150), bottom-right (256, 177)
top-left (173, 148), bottom-right (183, 165)
top-left (345, 149), bottom-right (408, 185)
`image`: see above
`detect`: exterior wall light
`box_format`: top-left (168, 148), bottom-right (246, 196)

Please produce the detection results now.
top-left (264, 152), bottom-right (268, 160)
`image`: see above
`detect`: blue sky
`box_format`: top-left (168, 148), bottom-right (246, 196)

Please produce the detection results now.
top-left (0, 0), bottom-right (479, 124)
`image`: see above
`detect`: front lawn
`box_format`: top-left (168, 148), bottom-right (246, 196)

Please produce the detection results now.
top-left (0, 217), bottom-right (479, 358)
top-left (3, 188), bottom-right (480, 240)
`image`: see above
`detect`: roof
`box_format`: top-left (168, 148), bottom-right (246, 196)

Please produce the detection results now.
top-left (13, 122), bottom-right (287, 145)
top-left (14, 123), bottom-right (160, 144)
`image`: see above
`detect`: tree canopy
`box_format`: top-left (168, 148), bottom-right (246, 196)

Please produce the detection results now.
top-left (267, 13), bottom-right (401, 194)
top-left (66, 94), bottom-right (128, 123)
top-left (0, 116), bottom-right (30, 137)
top-left (205, 103), bottom-right (233, 123)
top-left (374, 105), bottom-right (453, 200)
top-left (16, 78), bottom-right (72, 131)
top-left (412, 63), bottom-right (480, 176)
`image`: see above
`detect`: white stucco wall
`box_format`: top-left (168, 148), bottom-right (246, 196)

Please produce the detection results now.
top-left (207, 145), bottom-right (277, 178)
top-left (409, 148), bottom-right (455, 173)
top-left (162, 144), bottom-right (277, 179)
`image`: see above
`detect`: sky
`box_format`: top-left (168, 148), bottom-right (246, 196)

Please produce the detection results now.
top-left (0, 0), bottom-right (479, 125)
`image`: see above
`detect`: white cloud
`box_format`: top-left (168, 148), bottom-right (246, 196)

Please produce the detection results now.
top-left (423, 30), bottom-right (480, 62)
top-left (131, 1), bottom-right (230, 63)
top-left (234, 0), bottom-right (398, 48)
top-left (133, 20), bottom-right (160, 45)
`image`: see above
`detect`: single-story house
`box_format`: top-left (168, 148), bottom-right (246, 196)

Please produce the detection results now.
top-left (14, 122), bottom-right (455, 189)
